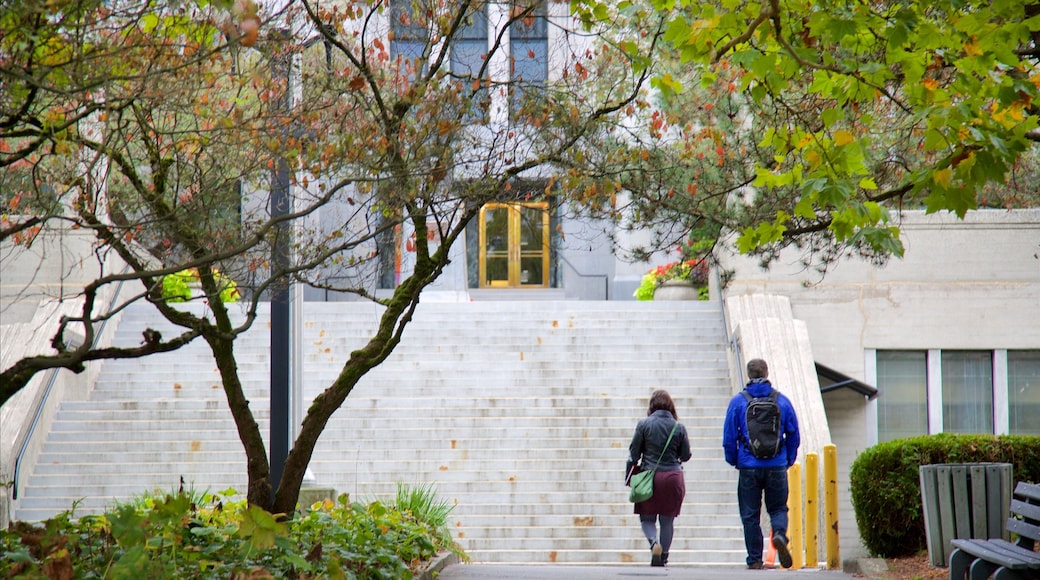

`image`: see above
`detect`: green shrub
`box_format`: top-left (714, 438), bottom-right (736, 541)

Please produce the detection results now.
top-left (161, 268), bottom-right (240, 303)
top-left (850, 433), bottom-right (1040, 558)
top-left (1, 484), bottom-right (465, 579)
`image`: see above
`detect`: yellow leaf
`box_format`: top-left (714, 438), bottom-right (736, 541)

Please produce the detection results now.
top-left (834, 130), bottom-right (854, 146)
top-left (964, 38), bottom-right (981, 57)
top-left (805, 150), bottom-right (820, 167)
top-left (934, 168), bottom-right (953, 187)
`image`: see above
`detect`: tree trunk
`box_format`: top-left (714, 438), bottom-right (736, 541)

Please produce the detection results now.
top-left (269, 273), bottom-right (425, 516)
top-left (206, 322), bottom-right (273, 509)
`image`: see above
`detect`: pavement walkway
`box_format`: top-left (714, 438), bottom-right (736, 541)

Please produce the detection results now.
top-left (421, 553), bottom-right (888, 580)
top-left (434, 563), bottom-right (863, 579)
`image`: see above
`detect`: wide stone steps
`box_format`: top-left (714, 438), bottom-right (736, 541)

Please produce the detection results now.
top-left (15, 300), bottom-right (746, 566)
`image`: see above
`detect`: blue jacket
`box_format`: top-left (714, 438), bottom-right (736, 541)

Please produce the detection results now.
top-left (627, 410), bottom-right (692, 478)
top-left (722, 379), bottom-right (800, 469)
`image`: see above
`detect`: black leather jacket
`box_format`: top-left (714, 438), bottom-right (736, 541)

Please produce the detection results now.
top-left (627, 409), bottom-right (692, 478)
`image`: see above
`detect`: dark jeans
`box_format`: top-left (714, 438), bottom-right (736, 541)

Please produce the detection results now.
top-left (737, 467), bottom-right (789, 566)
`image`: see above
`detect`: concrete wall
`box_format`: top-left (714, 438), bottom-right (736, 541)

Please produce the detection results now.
top-left (1, 225), bottom-right (129, 529)
top-left (720, 209), bottom-right (1040, 376)
top-left (1, 227), bottom-right (104, 325)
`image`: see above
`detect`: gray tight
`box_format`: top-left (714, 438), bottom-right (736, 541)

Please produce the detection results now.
top-left (639, 514), bottom-right (675, 552)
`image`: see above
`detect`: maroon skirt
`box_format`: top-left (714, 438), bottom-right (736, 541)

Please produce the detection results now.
top-left (634, 469), bottom-right (686, 517)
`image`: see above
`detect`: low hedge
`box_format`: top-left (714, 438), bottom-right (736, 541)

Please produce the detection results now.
top-left (849, 433), bottom-right (1040, 558)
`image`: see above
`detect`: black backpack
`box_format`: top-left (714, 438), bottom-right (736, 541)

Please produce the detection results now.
top-left (741, 390), bottom-right (783, 459)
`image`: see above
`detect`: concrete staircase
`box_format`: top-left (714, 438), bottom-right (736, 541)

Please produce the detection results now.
top-left (13, 299), bottom-right (746, 566)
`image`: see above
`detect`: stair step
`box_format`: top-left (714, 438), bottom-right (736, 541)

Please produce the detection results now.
top-left (15, 300), bottom-right (747, 565)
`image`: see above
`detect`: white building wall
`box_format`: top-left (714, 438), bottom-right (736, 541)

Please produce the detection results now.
top-left (722, 209), bottom-right (1039, 361)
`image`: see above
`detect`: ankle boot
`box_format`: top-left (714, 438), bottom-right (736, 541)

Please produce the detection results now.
top-left (650, 542), bottom-right (663, 566)
top-left (661, 552), bottom-right (669, 566)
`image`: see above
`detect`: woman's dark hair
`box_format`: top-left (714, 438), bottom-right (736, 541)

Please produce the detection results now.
top-left (647, 389), bottom-right (678, 420)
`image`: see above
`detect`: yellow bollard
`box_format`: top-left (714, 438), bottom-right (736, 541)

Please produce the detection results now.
top-left (824, 444), bottom-right (840, 569)
top-left (805, 453), bottom-right (820, 568)
top-left (787, 463), bottom-right (804, 569)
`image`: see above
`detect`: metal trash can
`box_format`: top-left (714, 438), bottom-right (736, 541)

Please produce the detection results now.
top-left (919, 463), bottom-right (1013, 567)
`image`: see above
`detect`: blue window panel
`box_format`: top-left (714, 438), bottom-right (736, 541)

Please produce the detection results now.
top-left (390, 1), bottom-right (428, 81)
top-left (450, 7), bottom-right (490, 122)
top-left (509, 2), bottom-right (548, 116)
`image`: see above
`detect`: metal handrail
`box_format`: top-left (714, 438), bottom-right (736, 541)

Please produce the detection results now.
top-left (715, 264), bottom-right (744, 388)
top-left (11, 368), bottom-right (61, 500)
top-left (12, 272), bottom-right (128, 500)
top-left (557, 254), bottom-right (608, 300)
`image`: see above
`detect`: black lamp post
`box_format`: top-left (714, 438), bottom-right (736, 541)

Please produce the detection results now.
top-left (268, 29), bottom-right (292, 501)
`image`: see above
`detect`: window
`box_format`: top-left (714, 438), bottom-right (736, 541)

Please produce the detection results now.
top-left (941, 351), bottom-right (993, 434)
top-left (1008, 350), bottom-right (1040, 435)
top-left (874, 349), bottom-right (1039, 440)
top-left (390, 1), bottom-right (427, 81)
top-left (450, 6), bottom-right (490, 122)
top-left (509, 1), bottom-right (548, 116)
top-left (876, 351), bottom-right (928, 443)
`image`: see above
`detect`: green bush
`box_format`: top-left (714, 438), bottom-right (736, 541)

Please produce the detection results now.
top-left (161, 268), bottom-right (240, 303)
top-left (850, 433), bottom-right (1040, 558)
top-left (1, 484), bottom-right (465, 579)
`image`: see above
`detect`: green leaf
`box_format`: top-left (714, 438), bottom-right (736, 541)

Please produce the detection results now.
top-left (820, 107), bottom-right (843, 128)
top-left (141, 13), bottom-right (160, 33)
top-left (237, 505), bottom-right (288, 550)
top-left (109, 504), bottom-right (146, 548)
top-left (1, 548), bottom-right (34, 563)
top-left (793, 196), bottom-right (817, 220)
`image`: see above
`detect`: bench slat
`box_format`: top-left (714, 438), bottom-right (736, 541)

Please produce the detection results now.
top-left (950, 540), bottom-right (1021, 568)
top-left (950, 538), bottom-right (1040, 570)
top-left (1010, 498), bottom-right (1040, 525)
top-left (1013, 481), bottom-right (1040, 504)
top-left (985, 539), bottom-right (1040, 567)
top-left (1006, 518), bottom-right (1040, 547)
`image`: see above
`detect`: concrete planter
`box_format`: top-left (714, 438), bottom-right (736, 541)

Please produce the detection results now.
top-left (654, 280), bottom-right (701, 301)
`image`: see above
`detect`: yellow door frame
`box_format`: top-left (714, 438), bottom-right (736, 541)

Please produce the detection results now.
top-left (478, 202), bottom-right (550, 288)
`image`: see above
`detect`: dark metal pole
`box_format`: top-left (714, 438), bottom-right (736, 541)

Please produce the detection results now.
top-left (269, 30), bottom-right (292, 502)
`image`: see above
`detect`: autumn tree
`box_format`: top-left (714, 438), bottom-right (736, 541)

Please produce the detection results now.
top-left (1, 0), bottom-right (662, 514)
top-left (1, 0), bottom-right (278, 394)
top-left (571, 0), bottom-right (1040, 269)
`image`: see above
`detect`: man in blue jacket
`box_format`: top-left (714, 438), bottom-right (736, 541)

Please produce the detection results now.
top-left (723, 358), bottom-right (801, 569)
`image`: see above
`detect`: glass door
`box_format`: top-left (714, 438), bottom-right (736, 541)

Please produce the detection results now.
top-left (479, 202), bottom-right (549, 288)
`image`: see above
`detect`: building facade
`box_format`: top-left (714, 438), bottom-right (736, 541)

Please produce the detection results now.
top-left (720, 208), bottom-right (1040, 443)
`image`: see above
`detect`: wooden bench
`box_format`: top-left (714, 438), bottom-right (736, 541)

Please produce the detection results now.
top-left (949, 481), bottom-right (1040, 580)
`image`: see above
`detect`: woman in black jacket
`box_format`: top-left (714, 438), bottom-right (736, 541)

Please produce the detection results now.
top-left (626, 390), bottom-right (693, 567)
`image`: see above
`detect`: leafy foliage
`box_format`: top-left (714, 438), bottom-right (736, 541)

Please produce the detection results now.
top-left (0, 484), bottom-right (464, 579)
top-left (633, 259), bottom-right (708, 300)
top-left (2, 0), bottom-right (661, 519)
top-left (161, 268), bottom-right (241, 303)
top-left (849, 433), bottom-right (1040, 558)
top-left (572, 0), bottom-right (1040, 271)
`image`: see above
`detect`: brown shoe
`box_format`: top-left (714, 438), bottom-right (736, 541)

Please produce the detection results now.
top-left (747, 561), bottom-right (764, 569)
top-left (651, 542), bottom-right (663, 567)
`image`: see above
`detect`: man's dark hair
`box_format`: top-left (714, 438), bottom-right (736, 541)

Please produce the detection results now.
top-left (747, 358), bottom-right (769, 379)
